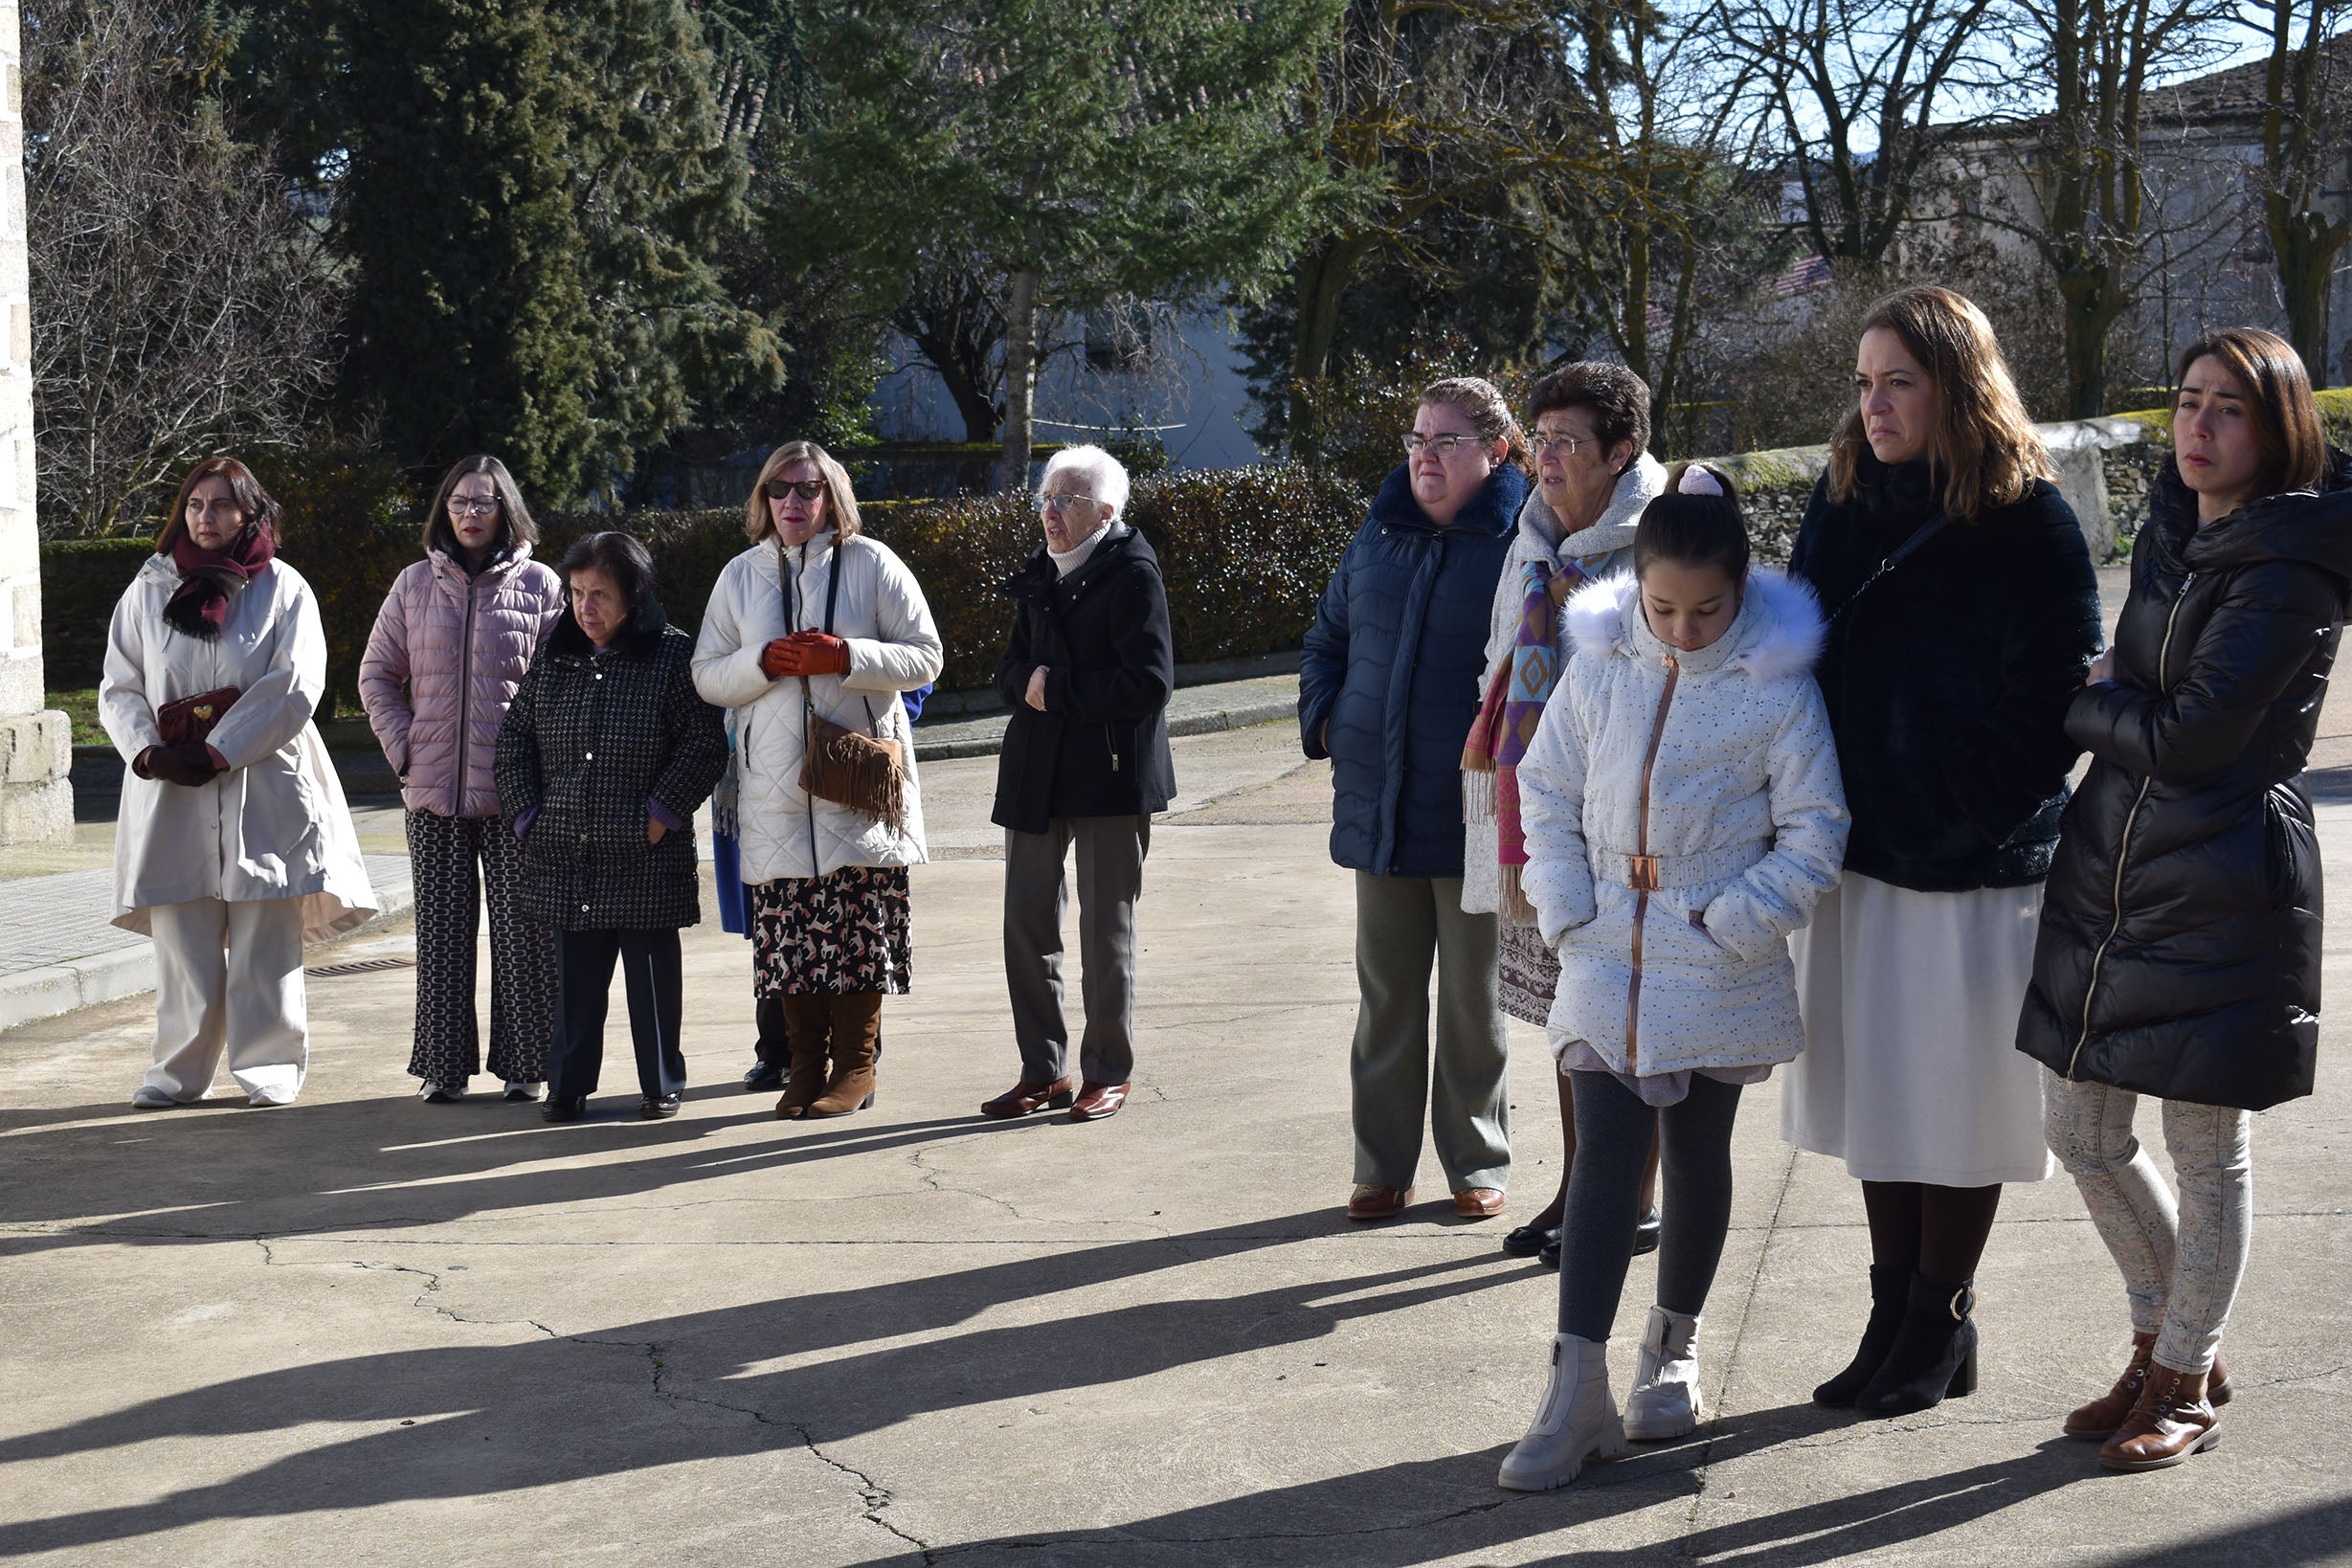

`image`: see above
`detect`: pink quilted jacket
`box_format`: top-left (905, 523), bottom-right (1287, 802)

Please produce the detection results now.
top-left (360, 547), bottom-right (564, 818)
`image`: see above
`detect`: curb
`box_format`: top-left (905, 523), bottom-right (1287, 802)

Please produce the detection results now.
top-left (915, 698), bottom-right (1295, 762)
top-left (0, 876), bottom-right (417, 1034)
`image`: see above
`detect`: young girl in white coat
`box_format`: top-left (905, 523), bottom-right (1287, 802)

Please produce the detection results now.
top-left (1497, 463), bottom-right (1849, 1490)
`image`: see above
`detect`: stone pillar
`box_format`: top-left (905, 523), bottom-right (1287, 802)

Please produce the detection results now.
top-left (0, 3), bottom-right (71, 845)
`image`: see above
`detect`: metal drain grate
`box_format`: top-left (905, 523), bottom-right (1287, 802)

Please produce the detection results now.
top-left (305, 956), bottom-right (417, 978)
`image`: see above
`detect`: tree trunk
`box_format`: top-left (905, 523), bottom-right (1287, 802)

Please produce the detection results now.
top-left (2273, 207), bottom-right (2345, 388)
top-left (997, 267), bottom-right (1041, 494)
top-left (2059, 261), bottom-right (2125, 420)
top-left (1287, 232), bottom-right (1378, 456)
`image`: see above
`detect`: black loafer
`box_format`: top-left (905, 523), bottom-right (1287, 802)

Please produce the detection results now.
top-left (1539, 1235), bottom-right (1562, 1270)
top-left (742, 1060), bottom-right (783, 1091)
top-left (639, 1093), bottom-right (682, 1120)
top-left (542, 1096), bottom-right (587, 1124)
top-left (1503, 1221), bottom-right (1560, 1259)
top-left (1632, 1206), bottom-right (1663, 1257)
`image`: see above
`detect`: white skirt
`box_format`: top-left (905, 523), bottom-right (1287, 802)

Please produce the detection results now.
top-left (1781, 871), bottom-right (2054, 1185)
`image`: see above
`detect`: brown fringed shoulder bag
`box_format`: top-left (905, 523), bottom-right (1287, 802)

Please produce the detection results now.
top-left (795, 536), bottom-right (907, 836)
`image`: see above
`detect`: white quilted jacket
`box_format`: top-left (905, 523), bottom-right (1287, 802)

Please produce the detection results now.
top-left (1518, 567), bottom-right (1848, 1076)
top-left (692, 532), bottom-right (944, 881)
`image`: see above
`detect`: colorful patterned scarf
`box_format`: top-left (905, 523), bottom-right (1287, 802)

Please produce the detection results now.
top-left (1464, 556), bottom-right (1590, 919)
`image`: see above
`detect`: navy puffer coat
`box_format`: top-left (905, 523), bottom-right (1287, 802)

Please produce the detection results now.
top-left (2019, 457), bottom-right (2352, 1109)
top-left (1299, 463), bottom-right (1526, 878)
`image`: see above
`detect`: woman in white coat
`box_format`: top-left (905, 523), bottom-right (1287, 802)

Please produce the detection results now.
top-left (101, 458), bottom-right (375, 1108)
top-left (692, 440), bottom-right (943, 1120)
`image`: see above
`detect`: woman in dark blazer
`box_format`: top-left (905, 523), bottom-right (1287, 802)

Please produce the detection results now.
top-left (1299, 375), bottom-right (1527, 1224)
top-left (985, 444), bottom-right (1176, 1125)
top-left (1781, 286), bottom-right (2103, 1419)
top-left (2022, 328), bottom-right (2352, 1472)
top-left (497, 530), bottom-right (728, 1124)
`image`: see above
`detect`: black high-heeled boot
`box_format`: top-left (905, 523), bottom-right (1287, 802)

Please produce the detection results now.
top-left (1813, 1264), bottom-right (1909, 1408)
top-left (1856, 1272), bottom-right (1978, 1417)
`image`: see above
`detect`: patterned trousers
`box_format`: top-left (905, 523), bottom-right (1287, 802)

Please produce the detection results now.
top-left (405, 809), bottom-right (557, 1086)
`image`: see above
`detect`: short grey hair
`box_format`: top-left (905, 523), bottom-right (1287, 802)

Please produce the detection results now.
top-left (1040, 443), bottom-right (1131, 520)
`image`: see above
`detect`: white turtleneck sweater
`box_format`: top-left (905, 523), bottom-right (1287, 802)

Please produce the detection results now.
top-left (1049, 520), bottom-right (1127, 577)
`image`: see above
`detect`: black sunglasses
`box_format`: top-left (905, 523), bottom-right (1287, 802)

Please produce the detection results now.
top-left (763, 479), bottom-right (827, 502)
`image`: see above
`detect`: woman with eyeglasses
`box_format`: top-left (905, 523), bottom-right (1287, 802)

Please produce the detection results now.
top-left (692, 441), bottom-right (944, 1120)
top-left (1464, 364), bottom-right (1669, 1269)
top-left (361, 456), bottom-right (565, 1105)
top-left (982, 444), bottom-right (1176, 1124)
top-left (1300, 376), bottom-right (1530, 1223)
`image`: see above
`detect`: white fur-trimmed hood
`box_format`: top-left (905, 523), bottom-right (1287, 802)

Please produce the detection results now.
top-left (1562, 566), bottom-right (1826, 683)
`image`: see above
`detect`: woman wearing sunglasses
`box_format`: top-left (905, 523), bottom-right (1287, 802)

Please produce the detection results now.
top-left (361, 456), bottom-right (565, 1105)
top-left (692, 441), bottom-right (944, 1119)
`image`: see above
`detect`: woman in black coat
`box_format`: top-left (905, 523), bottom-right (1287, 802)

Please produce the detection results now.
top-left (1782, 286), bottom-right (2104, 1420)
top-left (2022, 328), bottom-right (2352, 1473)
top-left (496, 531), bottom-right (728, 1124)
top-left (985, 445), bottom-right (1176, 1125)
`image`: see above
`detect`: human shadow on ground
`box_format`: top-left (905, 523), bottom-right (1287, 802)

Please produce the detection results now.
top-left (0, 1219), bottom-right (1547, 1557)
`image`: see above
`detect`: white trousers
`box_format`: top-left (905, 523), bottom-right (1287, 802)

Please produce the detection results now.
top-left (144, 897), bottom-right (308, 1105)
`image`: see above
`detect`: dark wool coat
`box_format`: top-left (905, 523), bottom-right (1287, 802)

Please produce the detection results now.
top-left (495, 600), bottom-right (728, 930)
top-left (990, 526), bottom-right (1177, 835)
top-left (1790, 455), bottom-right (2102, 892)
top-left (2019, 458), bottom-right (2352, 1109)
top-left (1299, 463), bottom-right (1526, 878)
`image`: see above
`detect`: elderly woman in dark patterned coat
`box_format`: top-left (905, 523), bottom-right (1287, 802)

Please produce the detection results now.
top-left (496, 530), bottom-right (728, 1124)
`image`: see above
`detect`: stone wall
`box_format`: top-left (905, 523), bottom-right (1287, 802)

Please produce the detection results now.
top-left (0, 3), bottom-right (71, 844)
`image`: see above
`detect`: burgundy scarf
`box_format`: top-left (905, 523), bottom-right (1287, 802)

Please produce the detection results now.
top-left (164, 526), bottom-right (276, 638)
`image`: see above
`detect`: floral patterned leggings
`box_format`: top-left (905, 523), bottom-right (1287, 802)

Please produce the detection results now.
top-left (2045, 1071), bottom-right (2252, 1376)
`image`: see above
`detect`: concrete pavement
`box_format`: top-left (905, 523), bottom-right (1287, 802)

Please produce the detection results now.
top-left (3, 709), bottom-right (2350, 1565)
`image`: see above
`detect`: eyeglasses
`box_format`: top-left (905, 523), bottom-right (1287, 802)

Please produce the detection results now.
top-left (1402, 433), bottom-right (1482, 456)
top-left (1531, 433), bottom-right (1595, 458)
top-left (1039, 492), bottom-right (1100, 513)
top-left (763, 480), bottom-right (827, 502)
top-left (447, 497), bottom-right (501, 516)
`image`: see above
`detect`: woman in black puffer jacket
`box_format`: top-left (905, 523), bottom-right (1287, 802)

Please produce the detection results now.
top-left (2022, 328), bottom-right (2352, 1476)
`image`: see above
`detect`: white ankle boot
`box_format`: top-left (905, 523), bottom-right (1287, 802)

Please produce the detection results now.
top-left (1497, 1332), bottom-right (1626, 1490)
top-left (1623, 1305), bottom-right (1704, 1441)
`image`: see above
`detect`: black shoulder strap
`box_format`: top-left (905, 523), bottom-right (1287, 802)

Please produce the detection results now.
top-left (1827, 513), bottom-right (1950, 629)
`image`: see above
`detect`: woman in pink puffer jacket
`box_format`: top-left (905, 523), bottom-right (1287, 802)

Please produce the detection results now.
top-left (360, 456), bottom-right (565, 1104)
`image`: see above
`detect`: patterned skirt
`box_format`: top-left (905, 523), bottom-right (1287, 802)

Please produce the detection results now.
top-left (750, 865), bottom-right (912, 997)
top-left (1497, 914), bottom-right (1558, 1027)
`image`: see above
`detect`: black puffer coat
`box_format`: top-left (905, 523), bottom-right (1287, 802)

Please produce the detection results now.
top-left (2019, 459), bottom-right (2352, 1109)
top-left (991, 526), bottom-right (1177, 835)
top-left (1791, 455), bottom-right (2102, 891)
top-left (495, 600), bottom-right (728, 930)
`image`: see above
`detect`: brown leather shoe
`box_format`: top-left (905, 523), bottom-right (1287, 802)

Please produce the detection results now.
top-left (1347, 1183), bottom-right (1414, 1221)
top-left (981, 1076), bottom-right (1075, 1117)
top-left (1452, 1187), bottom-right (1506, 1219)
top-left (2067, 1333), bottom-right (2233, 1441)
top-left (1068, 1081), bottom-right (1130, 1121)
top-left (2099, 1363), bottom-right (2221, 1471)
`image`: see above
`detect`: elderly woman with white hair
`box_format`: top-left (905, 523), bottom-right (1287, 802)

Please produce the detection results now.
top-left (982, 444), bottom-right (1176, 1124)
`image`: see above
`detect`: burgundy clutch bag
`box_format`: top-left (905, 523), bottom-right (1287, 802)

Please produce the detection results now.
top-left (156, 686), bottom-right (241, 748)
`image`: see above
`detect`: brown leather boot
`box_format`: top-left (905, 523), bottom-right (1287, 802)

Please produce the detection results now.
top-left (2098, 1362), bottom-right (2221, 1471)
top-left (774, 996), bottom-right (831, 1120)
top-left (807, 994), bottom-right (882, 1117)
top-left (2067, 1333), bottom-right (2234, 1441)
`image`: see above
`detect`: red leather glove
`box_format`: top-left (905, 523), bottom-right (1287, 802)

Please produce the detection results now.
top-left (759, 638), bottom-right (795, 679)
top-left (775, 632), bottom-right (852, 676)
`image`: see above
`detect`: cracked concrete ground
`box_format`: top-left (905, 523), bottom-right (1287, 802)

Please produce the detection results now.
top-left (4, 712), bottom-right (2351, 1567)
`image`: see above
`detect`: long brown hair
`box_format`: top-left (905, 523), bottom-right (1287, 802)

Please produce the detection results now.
top-left (2175, 328), bottom-right (2327, 498)
top-left (422, 455), bottom-right (539, 556)
top-left (744, 440), bottom-right (862, 543)
top-left (155, 458), bottom-right (281, 552)
top-left (1422, 375), bottom-right (1532, 473)
top-left (1828, 286), bottom-right (2052, 522)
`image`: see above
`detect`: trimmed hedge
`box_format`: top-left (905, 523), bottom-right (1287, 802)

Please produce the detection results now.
top-left (42, 463), bottom-right (1368, 708)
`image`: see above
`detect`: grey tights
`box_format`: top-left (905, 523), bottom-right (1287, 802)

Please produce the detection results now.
top-left (1557, 1071), bottom-right (1744, 1339)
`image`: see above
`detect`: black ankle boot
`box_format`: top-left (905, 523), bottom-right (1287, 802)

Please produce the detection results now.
top-left (1813, 1264), bottom-right (1908, 1407)
top-left (1856, 1272), bottom-right (1978, 1418)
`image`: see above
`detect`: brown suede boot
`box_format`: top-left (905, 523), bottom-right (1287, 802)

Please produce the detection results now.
top-left (2099, 1363), bottom-right (2221, 1471)
top-left (774, 996), bottom-right (832, 1120)
top-left (806, 994), bottom-right (881, 1118)
top-left (2067, 1333), bottom-right (2233, 1441)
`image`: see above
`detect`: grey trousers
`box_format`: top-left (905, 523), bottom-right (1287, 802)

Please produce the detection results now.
top-left (1559, 1072), bottom-right (1743, 1337)
top-left (1004, 816), bottom-right (1151, 1085)
top-left (1350, 872), bottom-right (1511, 1193)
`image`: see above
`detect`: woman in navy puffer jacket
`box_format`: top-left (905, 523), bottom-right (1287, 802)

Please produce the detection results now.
top-left (1300, 376), bottom-right (1529, 1224)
